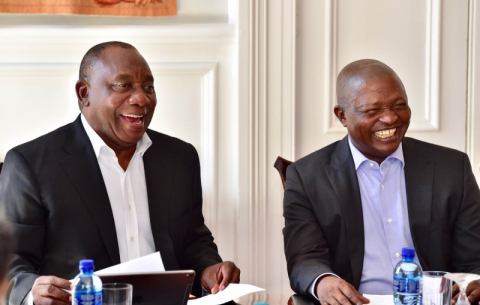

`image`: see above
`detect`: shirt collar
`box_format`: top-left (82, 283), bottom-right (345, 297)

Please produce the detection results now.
top-left (347, 135), bottom-right (405, 170)
top-left (80, 114), bottom-right (152, 159)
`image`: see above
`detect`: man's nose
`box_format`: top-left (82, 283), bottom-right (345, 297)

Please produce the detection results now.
top-left (128, 88), bottom-right (150, 106)
top-left (379, 109), bottom-right (398, 124)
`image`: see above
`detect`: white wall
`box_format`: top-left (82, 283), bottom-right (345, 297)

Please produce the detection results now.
top-left (1, 0), bottom-right (479, 299)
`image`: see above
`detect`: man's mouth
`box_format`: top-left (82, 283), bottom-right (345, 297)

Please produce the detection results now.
top-left (120, 114), bottom-right (145, 125)
top-left (374, 128), bottom-right (397, 139)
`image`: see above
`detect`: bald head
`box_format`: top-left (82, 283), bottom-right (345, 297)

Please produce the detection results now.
top-left (336, 59), bottom-right (406, 109)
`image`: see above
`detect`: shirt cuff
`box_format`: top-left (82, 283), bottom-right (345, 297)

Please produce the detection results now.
top-left (201, 284), bottom-right (210, 297)
top-left (308, 273), bottom-right (340, 300)
top-left (26, 289), bottom-right (34, 305)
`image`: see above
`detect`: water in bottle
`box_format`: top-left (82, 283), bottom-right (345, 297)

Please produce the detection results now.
top-left (393, 247), bottom-right (423, 305)
top-left (72, 259), bottom-right (102, 305)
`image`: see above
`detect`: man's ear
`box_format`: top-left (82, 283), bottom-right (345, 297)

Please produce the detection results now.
top-left (75, 80), bottom-right (90, 108)
top-left (334, 105), bottom-right (348, 127)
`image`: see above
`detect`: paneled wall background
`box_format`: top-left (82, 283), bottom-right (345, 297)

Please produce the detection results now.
top-left (1, 0), bottom-right (479, 297)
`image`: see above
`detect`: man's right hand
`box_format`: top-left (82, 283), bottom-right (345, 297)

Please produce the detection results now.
top-left (315, 276), bottom-right (370, 305)
top-left (32, 276), bottom-right (72, 305)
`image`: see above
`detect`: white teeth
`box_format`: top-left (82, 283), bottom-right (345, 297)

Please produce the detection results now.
top-left (122, 114), bottom-right (144, 118)
top-left (374, 128), bottom-right (396, 139)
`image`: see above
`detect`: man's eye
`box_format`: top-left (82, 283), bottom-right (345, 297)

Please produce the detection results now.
top-left (117, 83), bottom-right (127, 88)
top-left (145, 85), bottom-right (155, 92)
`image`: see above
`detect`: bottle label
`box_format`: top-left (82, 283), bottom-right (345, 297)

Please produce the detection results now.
top-left (74, 291), bottom-right (102, 305)
top-left (393, 277), bottom-right (421, 293)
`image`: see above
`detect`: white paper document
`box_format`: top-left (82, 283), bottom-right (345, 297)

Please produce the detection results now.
top-left (363, 294), bottom-right (394, 305)
top-left (64, 252), bottom-right (165, 294)
top-left (95, 252), bottom-right (165, 275)
top-left (187, 284), bottom-right (265, 305)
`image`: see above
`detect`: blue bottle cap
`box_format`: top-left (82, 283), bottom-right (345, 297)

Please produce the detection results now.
top-left (253, 303), bottom-right (269, 305)
top-left (79, 259), bottom-right (94, 270)
top-left (401, 247), bottom-right (415, 259)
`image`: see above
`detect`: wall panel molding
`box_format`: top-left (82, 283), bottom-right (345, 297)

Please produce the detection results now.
top-left (0, 24), bottom-right (234, 45)
top-left (0, 24), bottom-right (234, 64)
top-left (149, 62), bottom-right (219, 232)
top-left (467, 0), bottom-right (480, 181)
top-left (0, 63), bottom-right (79, 159)
top-left (324, 0), bottom-right (441, 134)
top-left (236, 0), bottom-right (296, 294)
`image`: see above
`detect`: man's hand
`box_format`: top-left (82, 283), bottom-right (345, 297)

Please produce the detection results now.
top-left (200, 261), bottom-right (240, 294)
top-left (452, 280), bottom-right (480, 305)
top-left (32, 276), bottom-right (72, 305)
top-left (316, 276), bottom-right (370, 305)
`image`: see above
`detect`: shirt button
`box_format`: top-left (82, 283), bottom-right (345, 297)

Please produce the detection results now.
top-left (128, 206), bottom-right (132, 211)
top-left (381, 184), bottom-right (385, 190)
top-left (388, 218), bottom-right (392, 223)
top-left (130, 236), bottom-right (134, 242)
top-left (369, 163), bottom-right (373, 167)
top-left (395, 252), bottom-right (400, 258)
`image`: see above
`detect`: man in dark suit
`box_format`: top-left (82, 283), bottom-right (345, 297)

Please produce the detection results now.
top-left (0, 41), bottom-right (240, 305)
top-left (0, 212), bottom-right (13, 302)
top-left (283, 59), bottom-right (480, 304)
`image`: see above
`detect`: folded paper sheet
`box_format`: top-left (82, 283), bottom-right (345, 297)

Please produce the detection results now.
top-left (95, 252), bottom-right (165, 275)
top-left (363, 294), bottom-right (394, 305)
top-left (187, 284), bottom-right (265, 305)
top-left (64, 252), bottom-right (166, 294)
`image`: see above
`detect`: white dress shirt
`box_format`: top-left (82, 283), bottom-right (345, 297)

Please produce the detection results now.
top-left (81, 114), bottom-right (156, 262)
top-left (28, 115), bottom-right (156, 304)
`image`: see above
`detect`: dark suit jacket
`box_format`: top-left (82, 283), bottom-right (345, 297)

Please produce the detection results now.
top-left (0, 116), bottom-right (222, 304)
top-left (283, 136), bottom-right (480, 296)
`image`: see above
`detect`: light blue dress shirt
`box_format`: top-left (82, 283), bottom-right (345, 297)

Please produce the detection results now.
top-left (309, 137), bottom-right (418, 298)
top-left (349, 136), bottom-right (417, 294)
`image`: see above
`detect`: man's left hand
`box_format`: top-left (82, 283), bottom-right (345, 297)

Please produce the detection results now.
top-left (452, 280), bottom-right (480, 304)
top-left (201, 261), bottom-right (241, 294)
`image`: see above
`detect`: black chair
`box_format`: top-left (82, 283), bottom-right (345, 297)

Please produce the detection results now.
top-left (273, 156), bottom-right (293, 190)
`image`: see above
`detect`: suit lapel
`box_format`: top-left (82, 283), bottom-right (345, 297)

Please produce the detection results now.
top-left (403, 138), bottom-right (434, 268)
top-left (60, 116), bottom-right (120, 266)
top-left (143, 131), bottom-right (179, 270)
top-left (324, 136), bottom-right (364, 288)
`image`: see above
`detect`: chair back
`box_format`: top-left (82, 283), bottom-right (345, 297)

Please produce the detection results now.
top-left (273, 156), bottom-right (293, 190)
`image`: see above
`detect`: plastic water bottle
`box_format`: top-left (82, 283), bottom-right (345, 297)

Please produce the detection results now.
top-left (72, 259), bottom-right (102, 305)
top-left (393, 248), bottom-right (423, 305)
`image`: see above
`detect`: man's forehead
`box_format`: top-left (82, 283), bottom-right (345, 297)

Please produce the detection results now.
top-left (91, 48), bottom-right (152, 77)
top-left (101, 47), bottom-right (145, 65)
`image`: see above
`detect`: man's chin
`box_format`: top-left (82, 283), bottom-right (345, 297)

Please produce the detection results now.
top-left (119, 132), bottom-right (145, 146)
top-left (371, 143), bottom-right (401, 158)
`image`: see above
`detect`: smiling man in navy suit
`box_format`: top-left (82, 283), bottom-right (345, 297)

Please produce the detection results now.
top-left (0, 41), bottom-right (240, 305)
top-left (283, 59), bottom-right (480, 305)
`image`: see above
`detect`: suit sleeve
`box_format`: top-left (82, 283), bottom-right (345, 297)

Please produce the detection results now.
top-left (452, 154), bottom-right (480, 273)
top-left (182, 145), bottom-right (222, 276)
top-left (283, 164), bottom-right (336, 296)
top-left (0, 149), bottom-right (46, 305)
